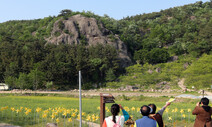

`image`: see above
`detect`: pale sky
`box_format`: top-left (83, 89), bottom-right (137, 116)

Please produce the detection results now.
top-left (0, 0), bottom-right (210, 23)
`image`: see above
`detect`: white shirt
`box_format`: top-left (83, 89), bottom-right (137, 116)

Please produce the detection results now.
top-left (105, 115), bottom-right (125, 127)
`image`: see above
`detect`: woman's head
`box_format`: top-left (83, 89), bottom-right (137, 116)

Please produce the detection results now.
top-left (148, 104), bottom-right (156, 114)
top-left (111, 104), bottom-right (120, 123)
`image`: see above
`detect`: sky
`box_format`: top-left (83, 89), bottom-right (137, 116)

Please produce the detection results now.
top-left (0, 0), bottom-right (210, 23)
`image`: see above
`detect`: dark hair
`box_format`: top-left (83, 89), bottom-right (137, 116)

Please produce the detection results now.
top-left (140, 105), bottom-right (150, 116)
top-left (148, 104), bottom-right (156, 114)
top-left (201, 97), bottom-right (209, 105)
top-left (111, 104), bottom-right (120, 123)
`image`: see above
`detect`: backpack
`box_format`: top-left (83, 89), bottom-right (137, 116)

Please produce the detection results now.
top-left (109, 116), bottom-right (122, 127)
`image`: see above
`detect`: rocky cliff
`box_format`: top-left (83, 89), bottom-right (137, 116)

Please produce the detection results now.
top-left (46, 14), bottom-right (131, 67)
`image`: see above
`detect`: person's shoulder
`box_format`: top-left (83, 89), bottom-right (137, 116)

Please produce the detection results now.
top-left (120, 115), bottom-right (125, 119)
top-left (135, 118), bottom-right (143, 122)
top-left (105, 116), bottom-right (112, 120)
top-left (194, 106), bottom-right (203, 110)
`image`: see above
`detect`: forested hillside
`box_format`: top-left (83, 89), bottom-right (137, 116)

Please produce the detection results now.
top-left (0, 1), bottom-right (211, 90)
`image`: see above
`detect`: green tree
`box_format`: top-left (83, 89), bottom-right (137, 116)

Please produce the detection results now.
top-left (147, 48), bottom-right (170, 64)
top-left (105, 68), bottom-right (116, 82)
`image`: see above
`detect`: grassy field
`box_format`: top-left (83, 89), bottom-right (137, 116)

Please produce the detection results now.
top-left (0, 94), bottom-right (202, 127)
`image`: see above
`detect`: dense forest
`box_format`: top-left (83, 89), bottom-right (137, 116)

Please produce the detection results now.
top-left (0, 1), bottom-right (211, 90)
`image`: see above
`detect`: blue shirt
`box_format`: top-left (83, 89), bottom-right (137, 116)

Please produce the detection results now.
top-left (135, 116), bottom-right (157, 127)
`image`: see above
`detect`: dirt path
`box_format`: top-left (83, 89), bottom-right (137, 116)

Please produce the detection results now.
top-left (178, 78), bottom-right (186, 90)
top-left (0, 123), bottom-right (20, 127)
top-left (177, 78), bottom-right (212, 97)
top-left (0, 90), bottom-right (180, 98)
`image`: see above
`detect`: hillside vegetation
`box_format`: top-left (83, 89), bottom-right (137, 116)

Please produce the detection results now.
top-left (0, 1), bottom-right (211, 90)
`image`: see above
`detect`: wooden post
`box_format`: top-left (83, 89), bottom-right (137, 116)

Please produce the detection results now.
top-left (100, 93), bottom-right (115, 127)
top-left (100, 95), bottom-right (105, 127)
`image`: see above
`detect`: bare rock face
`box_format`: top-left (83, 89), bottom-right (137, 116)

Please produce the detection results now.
top-left (46, 14), bottom-right (131, 67)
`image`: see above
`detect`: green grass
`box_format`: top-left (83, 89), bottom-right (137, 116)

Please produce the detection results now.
top-left (0, 95), bottom-right (202, 127)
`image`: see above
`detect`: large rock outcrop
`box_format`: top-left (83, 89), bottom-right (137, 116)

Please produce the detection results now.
top-left (46, 14), bottom-right (131, 67)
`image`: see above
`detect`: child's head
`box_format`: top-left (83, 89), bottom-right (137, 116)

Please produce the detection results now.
top-left (111, 104), bottom-right (120, 115)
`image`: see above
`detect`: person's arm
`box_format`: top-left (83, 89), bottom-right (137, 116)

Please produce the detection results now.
top-left (158, 102), bottom-right (171, 116)
top-left (192, 102), bottom-right (200, 115)
top-left (119, 104), bottom-right (130, 121)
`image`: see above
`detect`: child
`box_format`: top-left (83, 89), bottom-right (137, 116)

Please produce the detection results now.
top-left (102, 104), bottom-right (129, 127)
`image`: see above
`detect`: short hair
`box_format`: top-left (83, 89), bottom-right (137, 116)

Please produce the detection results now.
top-left (201, 97), bottom-right (209, 105)
top-left (148, 104), bottom-right (156, 114)
top-left (140, 105), bottom-right (150, 116)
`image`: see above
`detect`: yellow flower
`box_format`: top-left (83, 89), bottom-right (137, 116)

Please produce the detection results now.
top-left (77, 114), bottom-right (80, 120)
top-left (180, 109), bottom-right (184, 113)
top-left (62, 111), bottom-right (67, 117)
top-left (25, 109), bottom-right (32, 115)
top-left (67, 109), bottom-right (71, 114)
top-left (44, 110), bottom-right (49, 114)
top-left (171, 109), bottom-right (175, 113)
top-left (82, 112), bottom-right (86, 116)
top-left (72, 113), bottom-right (76, 117)
top-left (182, 114), bottom-right (186, 118)
top-left (124, 107), bottom-right (130, 112)
top-left (92, 114), bottom-right (96, 121)
top-left (56, 118), bottom-right (60, 123)
top-left (25, 107), bottom-right (28, 111)
top-left (106, 109), bottom-right (110, 113)
top-left (131, 107), bottom-right (135, 111)
top-left (174, 108), bottom-right (178, 113)
top-left (165, 108), bottom-right (169, 113)
top-left (68, 118), bottom-right (72, 122)
top-left (95, 115), bottom-right (99, 121)
top-left (137, 107), bottom-right (140, 112)
top-left (42, 114), bottom-right (47, 118)
top-left (74, 109), bottom-right (78, 112)
top-left (11, 108), bottom-right (15, 112)
top-left (25, 112), bottom-right (29, 115)
top-left (187, 109), bottom-right (191, 112)
top-left (168, 117), bottom-right (172, 120)
top-left (27, 109), bottom-right (32, 113)
top-left (16, 109), bottom-right (20, 113)
top-left (86, 115), bottom-right (91, 121)
top-left (20, 107), bottom-right (23, 110)
top-left (106, 107), bottom-right (109, 110)
top-left (97, 107), bottom-right (100, 110)
top-left (36, 107), bottom-right (42, 113)
top-left (51, 114), bottom-right (55, 119)
top-left (1, 106), bottom-right (8, 111)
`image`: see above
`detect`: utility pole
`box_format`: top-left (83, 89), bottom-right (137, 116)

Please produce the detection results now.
top-left (79, 71), bottom-right (82, 127)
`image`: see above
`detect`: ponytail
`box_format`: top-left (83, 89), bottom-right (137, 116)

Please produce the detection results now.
top-left (112, 114), bottom-right (116, 123)
top-left (111, 104), bottom-right (120, 123)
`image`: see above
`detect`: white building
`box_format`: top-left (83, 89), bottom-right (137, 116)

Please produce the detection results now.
top-left (0, 83), bottom-right (9, 90)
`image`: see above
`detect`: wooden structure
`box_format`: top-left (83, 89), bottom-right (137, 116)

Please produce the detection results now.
top-left (100, 93), bottom-right (115, 127)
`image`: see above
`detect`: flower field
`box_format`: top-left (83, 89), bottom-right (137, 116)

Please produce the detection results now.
top-left (0, 95), bottom-right (203, 127)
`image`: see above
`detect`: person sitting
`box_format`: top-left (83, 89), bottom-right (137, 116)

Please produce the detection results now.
top-left (148, 102), bottom-right (171, 127)
top-left (134, 105), bottom-right (157, 127)
top-left (192, 97), bottom-right (212, 127)
top-left (102, 104), bottom-right (129, 127)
